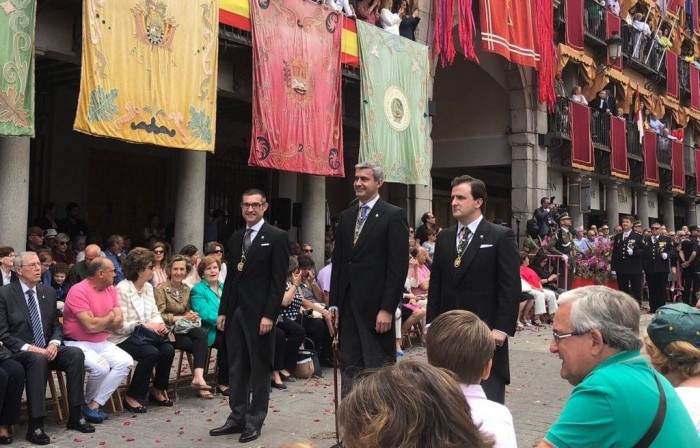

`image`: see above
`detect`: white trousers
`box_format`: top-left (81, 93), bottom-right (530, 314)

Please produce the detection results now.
top-left (65, 340), bottom-right (134, 406)
top-left (395, 307), bottom-right (402, 338)
top-left (531, 289), bottom-right (558, 315)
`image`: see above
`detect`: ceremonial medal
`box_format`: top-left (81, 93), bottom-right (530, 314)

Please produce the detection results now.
top-left (237, 261), bottom-right (244, 271)
top-left (454, 258), bottom-right (461, 268)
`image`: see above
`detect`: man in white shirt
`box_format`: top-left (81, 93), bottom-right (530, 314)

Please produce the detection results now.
top-left (649, 112), bottom-right (665, 135)
top-left (316, 262), bottom-right (332, 305)
top-left (426, 310), bottom-right (517, 448)
top-left (325, 0), bottom-right (354, 16)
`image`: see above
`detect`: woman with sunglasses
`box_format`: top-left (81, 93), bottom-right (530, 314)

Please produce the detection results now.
top-left (51, 233), bottom-right (75, 267)
top-left (149, 241), bottom-right (169, 287)
top-left (204, 241), bottom-right (227, 283)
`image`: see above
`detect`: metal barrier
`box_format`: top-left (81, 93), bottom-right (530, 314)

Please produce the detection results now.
top-left (545, 254), bottom-right (569, 290)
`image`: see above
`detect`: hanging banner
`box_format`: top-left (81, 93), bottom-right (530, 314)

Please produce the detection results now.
top-left (694, 0), bottom-right (699, 34)
top-left (249, 0), bottom-right (344, 176)
top-left (570, 101), bottom-right (594, 170)
top-left (666, 50), bottom-right (679, 100)
top-left (644, 130), bottom-right (660, 187)
top-left (219, 0), bottom-right (359, 67)
top-left (74, 0), bottom-right (219, 151)
top-left (610, 115), bottom-right (629, 178)
top-left (606, 10), bottom-right (622, 71)
top-left (357, 21), bottom-right (430, 185)
top-left (671, 140), bottom-right (685, 193)
top-left (479, 0), bottom-right (539, 68)
top-left (0, 0), bottom-right (35, 136)
top-left (692, 65), bottom-right (700, 110)
top-left (565, 0), bottom-right (584, 51)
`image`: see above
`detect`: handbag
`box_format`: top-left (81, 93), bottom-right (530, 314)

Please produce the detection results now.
top-left (126, 325), bottom-right (169, 346)
top-left (173, 317), bottom-right (201, 334)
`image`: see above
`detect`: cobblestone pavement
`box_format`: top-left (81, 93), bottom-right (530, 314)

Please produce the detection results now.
top-left (26, 313), bottom-right (654, 447)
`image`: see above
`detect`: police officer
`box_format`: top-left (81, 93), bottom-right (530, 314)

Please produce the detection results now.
top-left (643, 223), bottom-right (674, 312)
top-left (548, 212), bottom-right (575, 290)
top-left (612, 215), bottom-right (645, 306)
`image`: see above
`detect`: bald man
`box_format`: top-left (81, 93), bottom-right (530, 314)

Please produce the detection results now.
top-left (68, 245), bottom-right (102, 286)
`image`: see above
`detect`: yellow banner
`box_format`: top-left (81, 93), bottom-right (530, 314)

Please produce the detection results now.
top-left (74, 0), bottom-right (219, 151)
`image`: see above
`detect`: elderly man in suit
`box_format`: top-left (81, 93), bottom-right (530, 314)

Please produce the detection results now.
top-left (210, 188), bottom-right (289, 444)
top-left (329, 162), bottom-right (409, 397)
top-left (426, 175), bottom-right (521, 404)
top-left (0, 251), bottom-right (94, 445)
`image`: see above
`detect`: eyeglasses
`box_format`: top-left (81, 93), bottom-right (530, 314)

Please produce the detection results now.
top-left (213, 249), bottom-right (223, 254)
top-left (57, 242), bottom-right (68, 246)
top-left (302, 248), bottom-right (313, 253)
top-left (19, 263), bottom-right (41, 268)
top-left (41, 262), bottom-right (52, 267)
top-left (2, 254), bottom-right (15, 258)
top-left (600, 227), bottom-right (609, 230)
top-left (146, 265), bottom-right (154, 270)
top-left (651, 227), bottom-right (661, 230)
top-left (240, 202), bottom-right (264, 210)
top-left (552, 330), bottom-right (587, 343)
top-left (153, 250), bottom-right (164, 254)
top-left (30, 234), bottom-right (43, 238)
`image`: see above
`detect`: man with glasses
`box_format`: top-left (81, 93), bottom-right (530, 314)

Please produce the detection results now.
top-left (301, 244), bottom-right (313, 254)
top-left (536, 286), bottom-right (699, 448)
top-left (104, 235), bottom-right (125, 284)
top-left (599, 224), bottom-right (611, 241)
top-left (26, 226), bottom-right (46, 252)
top-left (643, 224), bottom-right (674, 312)
top-left (211, 188), bottom-right (288, 443)
top-left (69, 245), bottom-right (103, 286)
top-left (0, 252), bottom-right (95, 444)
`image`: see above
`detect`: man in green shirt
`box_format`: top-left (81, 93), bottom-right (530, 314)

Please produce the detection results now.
top-left (68, 244), bottom-right (101, 286)
top-left (536, 286), bottom-right (700, 448)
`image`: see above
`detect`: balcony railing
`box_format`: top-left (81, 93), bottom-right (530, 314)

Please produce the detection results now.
top-left (627, 122), bottom-right (643, 157)
top-left (657, 136), bottom-right (672, 165)
top-left (550, 97), bottom-right (571, 136)
top-left (680, 60), bottom-right (690, 93)
top-left (685, 145), bottom-right (695, 175)
top-left (591, 111), bottom-right (610, 148)
top-left (584, 0), bottom-right (606, 42)
top-left (622, 25), bottom-right (665, 73)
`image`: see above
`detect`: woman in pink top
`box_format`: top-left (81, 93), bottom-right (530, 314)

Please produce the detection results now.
top-left (149, 241), bottom-right (169, 287)
top-left (356, 0), bottom-right (380, 25)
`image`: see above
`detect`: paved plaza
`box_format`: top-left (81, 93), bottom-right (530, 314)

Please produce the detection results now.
top-left (23, 313), bottom-right (654, 447)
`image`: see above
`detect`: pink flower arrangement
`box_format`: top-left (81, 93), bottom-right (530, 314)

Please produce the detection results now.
top-left (575, 238), bottom-right (614, 284)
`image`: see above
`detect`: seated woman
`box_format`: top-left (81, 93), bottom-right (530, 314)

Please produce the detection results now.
top-left (179, 244), bottom-right (201, 287)
top-left (282, 256), bottom-right (333, 372)
top-left (0, 247), bottom-right (17, 286)
top-left (519, 252), bottom-right (557, 326)
top-left (190, 255), bottom-right (230, 396)
top-left (108, 247), bottom-right (175, 413)
top-left (645, 303), bottom-right (700, 435)
top-left (204, 241), bottom-right (227, 283)
top-left (155, 255), bottom-right (213, 399)
top-left (52, 233), bottom-right (76, 266)
top-left (530, 252), bottom-right (565, 298)
top-left (149, 241), bottom-right (169, 288)
top-left (0, 346), bottom-right (25, 444)
top-left (37, 249), bottom-right (53, 286)
top-left (400, 255), bottom-right (427, 346)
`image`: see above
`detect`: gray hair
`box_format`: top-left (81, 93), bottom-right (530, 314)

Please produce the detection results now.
top-left (354, 162), bottom-right (384, 182)
top-left (14, 251), bottom-right (37, 268)
top-left (558, 286), bottom-right (642, 351)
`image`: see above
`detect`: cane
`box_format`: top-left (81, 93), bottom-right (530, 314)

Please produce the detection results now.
top-left (331, 312), bottom-right (341, 447)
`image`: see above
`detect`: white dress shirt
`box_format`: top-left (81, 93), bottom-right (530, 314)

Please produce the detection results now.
top-left (245, 218), bottom-right (266, 244)
top-left (380, 8), bottom-right (401, 35)
top-left (460, 383), bottom-right (517, 448)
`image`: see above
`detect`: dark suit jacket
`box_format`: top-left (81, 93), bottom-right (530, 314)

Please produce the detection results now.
top-left (533, 207), bottom-right (552, 236)
top-left (219, 221), bottom-right (288, 365)
top-left (426, 218), bottom-right (520, 381)
top-left (0, 282), bottom-right (63, 352)
top-left (330, 199), bottom-right (408, 323)
top-left (611, 231), bottom-right (644, 274)
top-left (643, 235), bottom-right (674, 273)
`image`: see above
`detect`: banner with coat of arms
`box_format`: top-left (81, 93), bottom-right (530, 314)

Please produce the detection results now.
top-left (248, 0), bottom-right (344, 176)
top-left (357, 20), bottom-right (430, 185)
top-left (0, 0), bottom-right (35, 136)
top-left (74, 0), bottom-right (219, 151)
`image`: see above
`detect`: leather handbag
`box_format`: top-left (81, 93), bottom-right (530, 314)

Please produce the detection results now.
top-left (126, 325), bottom-right (169, 346)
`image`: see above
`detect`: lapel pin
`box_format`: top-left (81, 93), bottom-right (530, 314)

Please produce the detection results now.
top-left (375, 213), bottom-right (379, 218)
top-left (261, 236), bottom-right (265, 240)
top-left (479, 235), bottom-right (483, 239)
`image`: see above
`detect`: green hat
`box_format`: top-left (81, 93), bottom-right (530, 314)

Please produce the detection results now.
top-left (647, 303), bottom-right (700, 364)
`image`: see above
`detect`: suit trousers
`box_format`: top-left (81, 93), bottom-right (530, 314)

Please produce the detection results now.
top-left (646, 272), bottom-right (668, 312)
top-left (0, 359), bottom-right (24, 425)
top-left (617, 273), bottom-right (643, 305)
top-left (225, 311), bottom-right (271, 431)
top-left (480, 339), bottom-right (508, 404)
top-left (118, 339), bottom-right (175, 400)
top-left (212, 331), bottom-right (229, 387)
top-left (15, 346), bottom-right (86, 418)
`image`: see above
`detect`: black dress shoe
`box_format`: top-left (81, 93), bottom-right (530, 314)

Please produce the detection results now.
top-left (0, 435), bottom-right (11, 445)
top-left (239, 428), bottom-right (260, 443)
top-left (148, 394), bottom-right (174, 407)
top-left (66, 418), bottom-right (96, 433)
top-left (209, 423), bottom-right (245, 436)
top-left (216, 385), bottom-right (230, 397)
top-left (271, 380), bottom-right (287, 390)
top-left (26, 428), bottom-right (51, 445)
top-left (123, 398), bottom-right (147, 413)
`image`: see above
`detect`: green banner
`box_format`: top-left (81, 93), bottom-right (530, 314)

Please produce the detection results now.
top-left (357, 21), bottom-right (430, 185)
top-left (0, 0), bottom-right (35, 136)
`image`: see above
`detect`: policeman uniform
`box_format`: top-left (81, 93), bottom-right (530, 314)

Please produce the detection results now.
top-left (549, 213), bottom-right (575, 290)
top-left (612, 226), bottom-right (644, 306)
top-left (643, 232), bottom-right (674, 312)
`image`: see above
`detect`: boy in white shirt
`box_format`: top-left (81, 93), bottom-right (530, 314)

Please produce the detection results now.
top-left (426, 310), bottom-right (517, 448)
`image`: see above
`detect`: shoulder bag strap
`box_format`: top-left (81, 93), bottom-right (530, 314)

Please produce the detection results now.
top-left (632, 374), bottom-right (667, 448)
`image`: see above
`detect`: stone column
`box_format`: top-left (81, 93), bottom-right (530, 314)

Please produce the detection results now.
top-left (661, 195), bottom-right (675, 231)
top-left (510, 132), bottom-right (547, 245)
top-left (0, 137), bottom-right (30, 251)
top-left (568, 174), bottom-right (583, 229)
top-left (686, 199), bottom-right (698, 227)
top-left (300, 175), bottom-right (326, 268)
top-left (636, 188), bottom-right (649, 228)
top-left (173, 151), bottom-right (206, 253)
top-left (605, 182), bottom-right (620, 227)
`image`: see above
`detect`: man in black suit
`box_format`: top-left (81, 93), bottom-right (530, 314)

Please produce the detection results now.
top-left (611, 215), bottom-right (645, 306)
top-left (329, 162), bottom-right (409, 397)
top-left (643, 223), bottom-right (674, 312)
top-left (426, 175), bottom-right (520, 404)
top-left (533, 197), bottom-right (555, 237)
top-left (210, 189), bottom-right (289, 444)
top-left (0, 251), bottom-right (93, 445)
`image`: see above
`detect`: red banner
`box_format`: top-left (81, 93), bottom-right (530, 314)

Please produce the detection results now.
top-left (666, 50), bottom-right (679, 100)
top-left (570, 101), bottom-right (594, 170)
top-left (248, 0), bottom-right (344, 177)
top-left (695, 149), bottom-right (700, 195)
top-left (694, 0), bottom-right (700, 35)
top-left (606, 11), bottom-right (622, 71)
top-left (610, 116), bottom-right (629, 178)
top-left (565, 0), bottom-right (584, 51)
top-left (480, 0), bottom-right (539, 67)
top-left (672, 141), bottom-right (685, 193)
top-left (644, 130), bottom-right (660, 187)
top-left (692, 65), bottom-right (700, 110)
